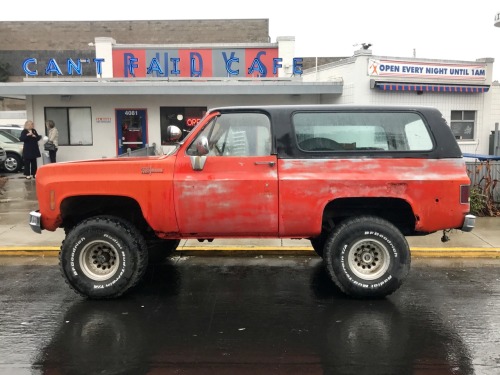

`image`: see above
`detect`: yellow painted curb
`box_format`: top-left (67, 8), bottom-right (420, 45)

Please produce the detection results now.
top-left (0, 246), bottom-right (499, 258)
top-left (0, 246), bottom-right (60, 251)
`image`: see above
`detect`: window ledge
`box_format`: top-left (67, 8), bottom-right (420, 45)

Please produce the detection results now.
top-left (457, 140), bottom-right (477, 145)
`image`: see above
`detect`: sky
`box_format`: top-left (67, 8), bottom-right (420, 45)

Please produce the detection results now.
top-left (2, 0), bottom-right (500, 79)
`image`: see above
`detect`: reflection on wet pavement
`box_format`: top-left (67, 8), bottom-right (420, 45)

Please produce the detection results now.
top-left (0, 257), bottom-right (498, 374)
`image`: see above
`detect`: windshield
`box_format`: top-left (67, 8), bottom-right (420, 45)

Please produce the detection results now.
top-left (0, 131), bottom-right (20, 143)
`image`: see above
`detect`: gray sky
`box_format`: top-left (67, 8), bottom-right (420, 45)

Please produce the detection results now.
top-left (3, 0), bottom-right (500, 79)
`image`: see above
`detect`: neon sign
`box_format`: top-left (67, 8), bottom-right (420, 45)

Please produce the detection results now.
top-left (185, 118), bottom-right (201, 127)
top-left (22, 48), bottom-right (304, 78)
top-left (22, 58), bottom-right (105, 76)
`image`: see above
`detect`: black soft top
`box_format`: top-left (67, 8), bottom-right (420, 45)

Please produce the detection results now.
top-left (208, 105), bottom-right (462, 159)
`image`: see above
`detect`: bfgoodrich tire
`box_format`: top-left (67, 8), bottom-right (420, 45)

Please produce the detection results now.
top-left (60, 216), bottom-right (148, 299)
top-left (324, 216), bottom-right (410, 298)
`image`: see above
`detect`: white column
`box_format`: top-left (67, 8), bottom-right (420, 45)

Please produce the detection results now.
top-left (277, 36), bottom-right (295, 77)
top-left (94, 37), bottom-right (116, 78)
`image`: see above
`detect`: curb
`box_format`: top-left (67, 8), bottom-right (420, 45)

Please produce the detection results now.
top-left (0, 246), bottom-right (499, 258)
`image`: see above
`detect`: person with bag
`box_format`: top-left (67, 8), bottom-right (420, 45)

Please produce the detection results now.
top-left (45, 120), bottom-right (59, 163)
top-left (19, 120), bottom-right (41, 179)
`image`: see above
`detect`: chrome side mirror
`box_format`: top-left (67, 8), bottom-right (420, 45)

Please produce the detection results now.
top-left (196, 136), bottom-right (209, 156)
top-left (165, 126), bottom-right (182, 142)
top-left (190, 136), bottom-right (209, 171)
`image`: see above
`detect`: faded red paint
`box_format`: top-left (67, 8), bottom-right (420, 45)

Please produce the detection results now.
top-left (278, 158), bottom-right (470, 236)
top-left (35, 113), bottom-right (471, 238)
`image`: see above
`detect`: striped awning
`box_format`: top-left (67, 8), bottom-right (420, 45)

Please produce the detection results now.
top-left (374, 82), bottom-right (489, 93)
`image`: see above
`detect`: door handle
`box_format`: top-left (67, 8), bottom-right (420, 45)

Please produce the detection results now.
top-left (254, 161), bottom-right (276, 166)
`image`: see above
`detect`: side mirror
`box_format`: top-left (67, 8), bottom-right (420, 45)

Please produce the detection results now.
top-left (165, 126), bottom-right (182, 142)
top-left (196, 136), bottom-right (209, 156)
top-left (190, 136), bottom-right (209, 171)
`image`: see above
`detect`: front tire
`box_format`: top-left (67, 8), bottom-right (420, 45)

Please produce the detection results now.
top-left (60, 216), bottom-right (148, 299)
top-left (324, 216), bottom-right (410, 298)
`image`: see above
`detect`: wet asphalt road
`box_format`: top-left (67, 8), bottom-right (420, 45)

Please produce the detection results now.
top-left (0, 256), bottom-right (499, 375)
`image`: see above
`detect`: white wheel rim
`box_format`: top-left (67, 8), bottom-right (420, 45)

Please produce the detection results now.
top-left (347, 239), bottom-right (391, 281)
top-left (79, 240), bottom-right (120, 281)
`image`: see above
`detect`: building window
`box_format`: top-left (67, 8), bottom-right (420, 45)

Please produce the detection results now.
top-left (44, 107), bottom-right (93, 146)
top-left (450, 111), bottom-right (475, 141)
top-left (160, 107), bottom-right (207, 144)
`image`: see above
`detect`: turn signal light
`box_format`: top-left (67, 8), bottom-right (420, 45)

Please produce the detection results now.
top-left (460, 185), bottom-right (470, 204)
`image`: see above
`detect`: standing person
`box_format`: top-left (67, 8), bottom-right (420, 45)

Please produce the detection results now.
top-left (19, 120), bottom-right (41, 179)
top-left (45, 120), bottom-right (59, 163)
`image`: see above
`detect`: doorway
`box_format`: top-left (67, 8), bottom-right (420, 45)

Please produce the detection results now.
top-left (116, 109), bottom-right (147, 154)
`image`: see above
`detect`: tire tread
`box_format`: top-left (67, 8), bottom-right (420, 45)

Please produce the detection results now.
top-left (59, 216), bottom-right (148, 299)
top-left (324, 215), bottom-right (410, 298)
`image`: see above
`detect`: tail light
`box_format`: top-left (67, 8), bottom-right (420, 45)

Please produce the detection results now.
top-left (460, 185), bottom-right (470, 204)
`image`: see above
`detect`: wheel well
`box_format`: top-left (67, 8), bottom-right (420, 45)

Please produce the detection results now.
top-left (60, 195), bottom-right (150, 232)
top-left (322, 198), bottom-right (417, 235)
top-left (6, 151), bottom-right (21, 158)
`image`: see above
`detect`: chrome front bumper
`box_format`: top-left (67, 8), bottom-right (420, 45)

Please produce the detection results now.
top-left (461, 214), bottom-right (476, 232)
top-left (29, 211), bottom-right (42, 234)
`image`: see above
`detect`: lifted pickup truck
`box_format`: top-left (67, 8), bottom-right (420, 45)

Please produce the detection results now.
top-left (30, 105), bottom-right (475, 299)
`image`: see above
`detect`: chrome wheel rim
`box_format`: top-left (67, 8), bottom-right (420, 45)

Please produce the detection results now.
top-left (4, 157), bottom-right (18, 172)
top-left (347, 239), bottom-right (391, 281)
top-left (79, 240), bottom-right (120, 281)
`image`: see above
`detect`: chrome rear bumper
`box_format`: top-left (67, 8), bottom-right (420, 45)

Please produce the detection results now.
top-left (29, 211), bottom-right (42, 234)
top-left (461, 214), bottom-right (476, 232)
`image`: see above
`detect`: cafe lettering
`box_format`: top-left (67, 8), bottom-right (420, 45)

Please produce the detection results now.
top-left (22, 47), bottom-right (303, 78)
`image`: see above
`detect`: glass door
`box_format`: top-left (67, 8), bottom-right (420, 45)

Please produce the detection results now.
top-left (116, 109), bottom-right (147, 154)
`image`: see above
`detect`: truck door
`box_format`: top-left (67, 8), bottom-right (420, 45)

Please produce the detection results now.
top-left (173, 112), bottom-right (278, 236)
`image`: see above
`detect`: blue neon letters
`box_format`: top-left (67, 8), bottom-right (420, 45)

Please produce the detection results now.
top-left (22, 53), bottom-right (304, 77)
top-left (23, 57), bottom-right (106, 76)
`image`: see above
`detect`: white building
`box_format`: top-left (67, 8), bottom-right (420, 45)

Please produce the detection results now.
top-left (303, 49), bottom-right (495, 155)
top-left (0, 37), bottom-right (497, 161)
top-left (1, 37), bottom-right (343, 161)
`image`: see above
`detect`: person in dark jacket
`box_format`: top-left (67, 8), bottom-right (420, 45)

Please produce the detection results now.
top-left (19, 120), bottom-right (41, 179)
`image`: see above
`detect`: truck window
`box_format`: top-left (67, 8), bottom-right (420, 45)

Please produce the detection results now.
top-left (293, 112), bottom-right (433, 152)
top-left (187, 113), bottom-right (271, 156)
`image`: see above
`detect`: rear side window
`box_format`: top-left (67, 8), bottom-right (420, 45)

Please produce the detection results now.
top-left (293, 112), bottom-right (433, 152)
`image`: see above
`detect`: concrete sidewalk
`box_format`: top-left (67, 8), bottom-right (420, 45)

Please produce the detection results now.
top-left (1, 173), bottom-right (499, 257)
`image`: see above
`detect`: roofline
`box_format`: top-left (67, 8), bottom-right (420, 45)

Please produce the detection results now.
top-left (113, 42), bottom-right (278, 49)
top-left (210, 104), bottom-right (441, 112)
top-left (0, 80), bottom-right (343, 96)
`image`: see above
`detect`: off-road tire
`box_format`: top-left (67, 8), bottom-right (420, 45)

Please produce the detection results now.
top-left (147, 239), bottom-right (181, 263)
top-left (324, 216), bottom-right (410, 298)
top-left (59, 216), bottom-right (148, 299)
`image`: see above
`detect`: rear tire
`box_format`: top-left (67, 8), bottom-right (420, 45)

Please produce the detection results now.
top-left (59, 216), bottom-right (148, 299)
top-left (324, 216), bottom-right (410, 298)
